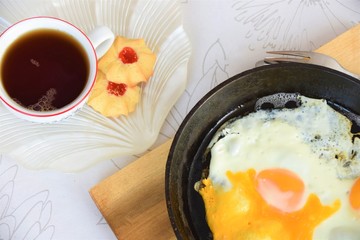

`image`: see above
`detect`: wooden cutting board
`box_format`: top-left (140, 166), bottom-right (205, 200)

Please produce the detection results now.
top-left (89, 24), bottom-right (360, 240)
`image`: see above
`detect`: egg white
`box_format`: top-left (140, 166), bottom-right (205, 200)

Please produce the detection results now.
top-left (208, 95), bottom-right (360, 239)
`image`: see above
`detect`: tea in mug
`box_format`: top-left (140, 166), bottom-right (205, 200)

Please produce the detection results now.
top-left (1, 29), bottom-right (89, 111)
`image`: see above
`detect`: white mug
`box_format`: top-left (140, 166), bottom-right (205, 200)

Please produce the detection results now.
top-left (0, 16), bottom-right (114, 123)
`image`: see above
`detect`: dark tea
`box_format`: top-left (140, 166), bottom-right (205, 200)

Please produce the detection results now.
top-left (1, 29), bottom-right (89, 111)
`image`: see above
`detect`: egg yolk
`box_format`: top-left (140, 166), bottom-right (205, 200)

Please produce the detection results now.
top-left (350, 177), bottom-right (360, 211)
top-left (199, 169), bottom-right (340, 240)
top-left (256, 168), bottom-right (305, 212)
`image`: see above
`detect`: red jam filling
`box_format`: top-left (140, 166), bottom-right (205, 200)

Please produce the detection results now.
top-left (118, 47), bottom-right (138, 64)
top-left (107, 81), bottom-right (127, 96)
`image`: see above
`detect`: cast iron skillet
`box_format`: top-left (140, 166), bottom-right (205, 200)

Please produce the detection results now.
top-left (165, 63), bottom-right (360, 240)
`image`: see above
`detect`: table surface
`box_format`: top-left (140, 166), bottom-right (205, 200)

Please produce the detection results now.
top-left (1, 0), bottom-right (360, 239)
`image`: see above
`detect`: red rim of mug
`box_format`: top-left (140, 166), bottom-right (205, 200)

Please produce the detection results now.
top-left (0, 16), bottom-right (98, 118)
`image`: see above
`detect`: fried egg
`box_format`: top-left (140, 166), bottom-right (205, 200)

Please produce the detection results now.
top-left (199, 94), bottom-right (360, 240)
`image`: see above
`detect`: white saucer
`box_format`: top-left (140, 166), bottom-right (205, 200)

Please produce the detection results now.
top-left (0, 0), bottom-right (191, 172)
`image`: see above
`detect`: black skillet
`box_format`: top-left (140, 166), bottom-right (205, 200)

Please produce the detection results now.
top-left (165, 63), bottom-right (360, 240)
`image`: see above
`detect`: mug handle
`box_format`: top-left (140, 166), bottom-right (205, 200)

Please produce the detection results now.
top-left (87, 26), bottom-right (115, 59)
